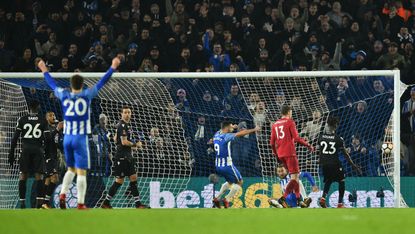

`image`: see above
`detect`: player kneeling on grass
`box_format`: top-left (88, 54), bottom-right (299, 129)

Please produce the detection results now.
top-left (318, 116), bottom-right (362, 208)
top-left (269, 165), bottom-right (319, 208)
top-left (101, 106), bottom-right (149, 209)
top-left (212, 121), bottom-right (260, 208)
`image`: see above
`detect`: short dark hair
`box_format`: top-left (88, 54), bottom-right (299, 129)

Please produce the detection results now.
top-left (70, 74), bottom-right (84, 90)
top-left (281, 104), bottom-right (292, 115)
top-left (221, 120), bottom-right (233, 129)
top-left (28, 100), bottom-right (40, 113)
top-left (121, 106), bottom-right (131, 112)
top-left (327, 116), bottom-right (339, 128)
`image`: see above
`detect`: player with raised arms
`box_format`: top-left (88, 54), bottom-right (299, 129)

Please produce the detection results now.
top-left (270, 104), bottom-right (314, 208)
top-left (318, 116), bottom-right (362, 208)
top-left (37, 57), bottom-right (120, 209)
top-left (212, 121), bottom-right (260, 208)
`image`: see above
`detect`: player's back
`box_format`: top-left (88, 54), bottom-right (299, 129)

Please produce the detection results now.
top-left (319, 132), bottom-right (344, 165)
top-left (17, 113), bottom-right (47, 147)
top-left (271, 117), bottom-right (296, 157)
top-left (213, 131), bottom-right (236, 167)
top-left (56, 88), bottom-right (96, 135)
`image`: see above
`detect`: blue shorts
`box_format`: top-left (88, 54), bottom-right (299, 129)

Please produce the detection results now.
top-left (63, 135), bottom-right (90, 170)
top-left (216, 165), bottom-right (242, 183)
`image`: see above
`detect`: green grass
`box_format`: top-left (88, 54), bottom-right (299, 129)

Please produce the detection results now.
top-left (0, 209), bottom-right (414, 234)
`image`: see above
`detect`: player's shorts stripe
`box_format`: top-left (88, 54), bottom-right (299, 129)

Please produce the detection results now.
top-left (65, 121), bottom-right (70, 135)
top-left (86, 136), bottom-right (90, 169)
top-left (79, 121), bottom-right (85, 135)
top-left (231, 166), bottom-right (241, 181)
top-left (72, 121), bottom-right (77, 135)
top-left (87, 114), bottom-right (91, 134)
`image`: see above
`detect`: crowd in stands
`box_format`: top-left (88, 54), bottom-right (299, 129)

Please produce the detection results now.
top-left (1, 0), bottom-right (414, 176)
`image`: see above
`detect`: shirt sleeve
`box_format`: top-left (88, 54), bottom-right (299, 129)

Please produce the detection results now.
top-left (54, 87), bottom-right (65, 101)
top-left (224, 133), bottom-right (236, 142)
top-left (87, 68), bottom-right (115, 99)
top-left (43, 72), bottom-right (57, 90)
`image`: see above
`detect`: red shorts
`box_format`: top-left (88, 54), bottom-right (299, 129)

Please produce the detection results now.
top-left (279, 156), bottom-right (299, 174)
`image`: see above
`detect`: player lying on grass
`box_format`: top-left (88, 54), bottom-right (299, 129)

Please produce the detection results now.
top-left (269, 165), bottom-right (319, 208)
top-left (38, 57), bottom-right (120, 209)
top-left (212, 121), bottom-right (260, 208)
top-left (270, 104), bottom-right (314, 208)
top-left (318, 116), bottom-right (362, 208)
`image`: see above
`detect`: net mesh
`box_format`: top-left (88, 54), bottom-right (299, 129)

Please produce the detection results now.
top-left (0, 80), bottom-right (28, 209)
top-left (0, 73), bottom-right (408, 208)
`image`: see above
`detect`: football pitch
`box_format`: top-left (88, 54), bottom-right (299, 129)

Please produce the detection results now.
top-left (0, 208), bottom-right (413, 234)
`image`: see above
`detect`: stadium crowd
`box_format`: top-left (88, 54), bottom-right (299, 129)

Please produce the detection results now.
top-left (1, 0), bottom-right (415, 176)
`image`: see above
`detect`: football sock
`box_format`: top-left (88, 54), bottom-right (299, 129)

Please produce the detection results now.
top-left (129, 181), bottom-right (141, 204)
top-left (293, 181), bottom-right (301, 199)
top-left (338, 181), bottom-right (345, 204)
top-left (322, 181), bottom-right (332, 198)
top-left (76, 175), bottom-right (87, 204)
top-left (217, 182), bottom-right (231, 198)
top-left (35, 179), bottom-right (44, 208)
top-left (18, 180), bottom-right (26, 200)
top-left (284, 180), bottom-right (298, 198)
top-left (106, 182), bottom-right (122, 201)
top-left (299, 181), bottom-right (307, 198)
top-left (60, 170), bottom-right (75, 195)
top-left (45, 182), bottom-right (57, 203)
top-left (225, 184), bottom-right (241, 201)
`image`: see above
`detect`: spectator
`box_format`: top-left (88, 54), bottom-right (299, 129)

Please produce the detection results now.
top-left (203, 32), bottom-right (231, 72)
top-left (326, 1), bottom-right (353, 27)
top-left (222, 84), bottom-right (245, 117)
top-left (175, 88), bottom-right (190, 112)
top-left (376, 42), bottom-right (407, 69)
top-left (57, 57), bottom-right (70, 72)
top-left (67, 44), bottom-right (82, 71)
top-left (278, 0), bottom-right (308, 32)
top-left (0, 39), bottom-right (13, 71)
top-left (199, 90), bottom-right (221, 115)
top-left (92, 114), bottom-right (112, 177)
top-left (253, 101), bottom-right (268, 128)
top-left (300, 110), bottom-right (322, 142)
top-left (138, 57), bottom-right (156, 72)
top-left (247, 93), bottom-right (261, 112)
top-left (346, 134), bottom-right (368, 176)
top-left (401, 87), bottom-right (415, 175)
top-left (12, 48), bottom-right (33, 72)
top-left (313, 41), bottom-right (342, 70)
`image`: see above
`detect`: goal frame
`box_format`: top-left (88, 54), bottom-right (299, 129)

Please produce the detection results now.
top-left (0, 69), bottom-right (402, 208)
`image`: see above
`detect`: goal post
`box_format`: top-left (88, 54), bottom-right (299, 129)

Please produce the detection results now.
top-left (0, 70), bottom-right (406, 208)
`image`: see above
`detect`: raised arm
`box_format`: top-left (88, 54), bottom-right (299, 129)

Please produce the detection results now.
top-left (235, 125), bottom-right (260, 138)
top-left (95, 57), bottom-right (120, 90)
top-left (38, 60), bottom-right (57, 90)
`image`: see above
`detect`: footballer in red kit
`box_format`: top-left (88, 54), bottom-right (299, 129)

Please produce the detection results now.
top-left (270, 104), bottom-right (314, 208)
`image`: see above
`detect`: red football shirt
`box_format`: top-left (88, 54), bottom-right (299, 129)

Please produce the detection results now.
top-left (270, 117), bottom-right (309, 158)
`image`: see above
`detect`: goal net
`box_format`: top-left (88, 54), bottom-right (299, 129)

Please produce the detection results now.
top-left (0, 70), bottom-right (407, 208)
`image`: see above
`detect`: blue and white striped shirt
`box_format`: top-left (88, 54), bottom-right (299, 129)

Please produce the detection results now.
top-left (44, 68), bottom-right (114, 135)
top-left (213, 131), bottom-right (236, 167)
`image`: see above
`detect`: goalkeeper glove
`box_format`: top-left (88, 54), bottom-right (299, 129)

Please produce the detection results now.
top-left (8, 150), bottom-right (15, 166)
